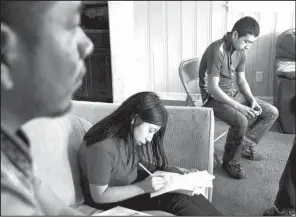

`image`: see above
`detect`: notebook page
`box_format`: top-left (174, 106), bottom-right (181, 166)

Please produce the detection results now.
top-left (185, 171), bottom-right (215, 188)
top-left (150, 170), bottom-right (215, 197)
top-left (150, 171), bottom-right (185, 197)
top-left (93, 206), bottom-right (152, 216)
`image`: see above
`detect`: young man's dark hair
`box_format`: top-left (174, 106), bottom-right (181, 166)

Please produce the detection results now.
top-left (231, 16), bottom-right (260, 38)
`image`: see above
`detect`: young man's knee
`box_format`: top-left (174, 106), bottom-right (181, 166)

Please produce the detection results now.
top-left (233, 114), bottom-right (248, 135)
top-left (264, 104), bottom-right (279, 120)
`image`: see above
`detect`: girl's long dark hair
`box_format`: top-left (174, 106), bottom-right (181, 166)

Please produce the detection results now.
top-left (84, 91), bottom-right (168, 170)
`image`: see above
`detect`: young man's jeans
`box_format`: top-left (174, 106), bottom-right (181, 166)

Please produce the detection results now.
top-left (274, 138), bottom-right (296, 209)
top-left (204, 91), bottom-right (279, 163)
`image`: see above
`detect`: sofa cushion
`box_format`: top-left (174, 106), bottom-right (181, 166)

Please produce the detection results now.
top-left (70, 100), bottom-right (215, 201)
top-left (70, 101), bottom-right (214, 172)
top-left (275, 77), bottom-right (296, 134)
top-left (23, 114), bottom-right (92, 206)
top-left (275, 59), bottom-right (295, 79)
top-left (23, 100), bottom-right (214, 210)
top-left (276, 28), bottom-right (295, 60)
top-left (23, 114), bottom-right (175, 215)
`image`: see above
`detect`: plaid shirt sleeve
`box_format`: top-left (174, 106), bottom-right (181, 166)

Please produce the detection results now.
top-left (1, 152), bottom-right (43, 215)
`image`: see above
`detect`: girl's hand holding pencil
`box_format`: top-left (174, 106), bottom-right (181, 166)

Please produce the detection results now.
top-left (138, 163), bottom-right (166, 193)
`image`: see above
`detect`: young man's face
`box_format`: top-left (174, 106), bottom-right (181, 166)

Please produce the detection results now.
top-left (232, 31), bottom-right (257, 51)
top-left (2, 1), bottom-right (94, 118)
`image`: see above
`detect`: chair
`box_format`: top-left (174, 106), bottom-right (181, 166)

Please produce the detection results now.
top-left (179, 57), bottom-right (229, 165)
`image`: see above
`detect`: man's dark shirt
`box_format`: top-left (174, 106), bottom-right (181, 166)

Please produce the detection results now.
top-left (199, 32), bottom-right (246, 102)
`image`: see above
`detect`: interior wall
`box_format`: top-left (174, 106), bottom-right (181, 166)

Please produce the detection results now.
top-left (133, 1), bottom-right (295, 98)
top-left (108, 1), bottom-right (295, 102)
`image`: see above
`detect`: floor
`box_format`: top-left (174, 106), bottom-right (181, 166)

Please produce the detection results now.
top-left (161, 99), bottom-right (294, 216)
top-left (212, 131), bottom-right (294, 215)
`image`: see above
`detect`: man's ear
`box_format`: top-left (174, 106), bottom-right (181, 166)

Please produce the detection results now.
top-left (1, 22), bottom-right (18, 90)
top-left (232, 30), bottom-right (239, 40)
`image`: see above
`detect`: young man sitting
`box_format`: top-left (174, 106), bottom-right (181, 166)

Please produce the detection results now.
top-left (199, 16), bottom-right (279, 179)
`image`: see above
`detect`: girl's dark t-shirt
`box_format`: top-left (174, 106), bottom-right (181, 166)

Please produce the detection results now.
top-left (78, 138), bottom-right (139, 204)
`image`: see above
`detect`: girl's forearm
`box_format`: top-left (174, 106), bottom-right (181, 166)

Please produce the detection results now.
top-left (92, 183), bottom-right (146, 204)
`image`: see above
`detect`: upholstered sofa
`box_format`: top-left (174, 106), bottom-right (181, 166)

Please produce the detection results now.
top-left (22, 100), bottom-right (215, 215)
top-left (274, 28), bottom-right (295, 134)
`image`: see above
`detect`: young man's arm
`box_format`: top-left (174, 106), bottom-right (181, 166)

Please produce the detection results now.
top-left (236, 71), bottom-right (255, 103)
top-left (207, 75), bottom-right (242, 110)
top-left (236, 71), bottom-right (262, 114)
top-left (208, 75), bottom-right (256, 119)
top-left (235, 52), bottom-right (262, 113)
top-left (205, 45), bottom-right (256, 118)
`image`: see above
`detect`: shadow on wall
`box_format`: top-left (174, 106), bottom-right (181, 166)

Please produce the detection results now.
top-left (244, 32), bottom-right (278, 97)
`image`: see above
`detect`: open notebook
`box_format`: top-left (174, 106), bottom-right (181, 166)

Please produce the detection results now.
top-left (93, 206), bottom-right (152, 216)
top-left (150, 170), bottom-right (215, 198)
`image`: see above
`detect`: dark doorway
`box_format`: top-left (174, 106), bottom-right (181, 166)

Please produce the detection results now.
top-left (74, 1), bottom-right (113, 103)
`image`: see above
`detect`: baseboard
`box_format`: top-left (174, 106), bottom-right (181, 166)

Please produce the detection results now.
top-left (157, 92), bottom-right (274, 105)
top-left (156, 92), bottom-right (200, 101)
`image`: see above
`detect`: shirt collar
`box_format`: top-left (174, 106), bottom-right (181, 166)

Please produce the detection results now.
top-left (1, 123), bottom-right (31, 156)
top-left (16, 129), bottom-right (30, 147)
top-left (1, 124), bottom-right (33, 177)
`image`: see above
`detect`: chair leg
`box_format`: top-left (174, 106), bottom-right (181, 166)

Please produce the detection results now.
top-left (214, 131), bottom-right (228, 143)
top-left (214, 131), bottom-right (228, 166)
top-left (214, 151), bottom-right (221, 166)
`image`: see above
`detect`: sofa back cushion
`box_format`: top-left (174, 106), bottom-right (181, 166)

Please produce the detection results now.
top-left (276, 28), bottom-right (295, 60)
top-left (70, 100), bottom-right (214, 172)
top-left (23, 100), bottom-right (214, 206)
top-left (23, 115), bottom-right (92, 206)
top-left (70, 100), bottom-right (215, 201)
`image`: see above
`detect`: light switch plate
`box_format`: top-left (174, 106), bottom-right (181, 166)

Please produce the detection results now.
top-left (256, 71), bottom-right (264, 83)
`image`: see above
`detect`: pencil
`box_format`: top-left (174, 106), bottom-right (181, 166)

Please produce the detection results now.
top-left (138, 163), bottom-right (153, 176)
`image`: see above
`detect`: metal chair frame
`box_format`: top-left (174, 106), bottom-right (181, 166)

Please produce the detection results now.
top-left (179, 57), bottom-right (229, 165)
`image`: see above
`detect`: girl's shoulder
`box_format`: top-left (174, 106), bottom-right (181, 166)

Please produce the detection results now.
top-left (85, 137), bottom-right (123, 153)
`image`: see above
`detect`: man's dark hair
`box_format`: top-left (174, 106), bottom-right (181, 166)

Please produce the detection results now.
top-left (231, 16), bottom-right (260, 38)
top-left (1, 1), bottom-right (54, 49)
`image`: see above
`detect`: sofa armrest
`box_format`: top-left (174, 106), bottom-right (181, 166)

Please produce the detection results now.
top-left (162, 106), bottom-right (215, 201)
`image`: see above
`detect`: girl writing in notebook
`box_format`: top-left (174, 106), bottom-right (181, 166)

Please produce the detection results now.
top-left (78, 91), bottom-right (221, 216)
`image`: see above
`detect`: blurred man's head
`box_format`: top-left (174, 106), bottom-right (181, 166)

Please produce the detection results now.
top-left (231, 16), bottom-right (260, 51)
top-left (1, 1), bottom-right (94, 125)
